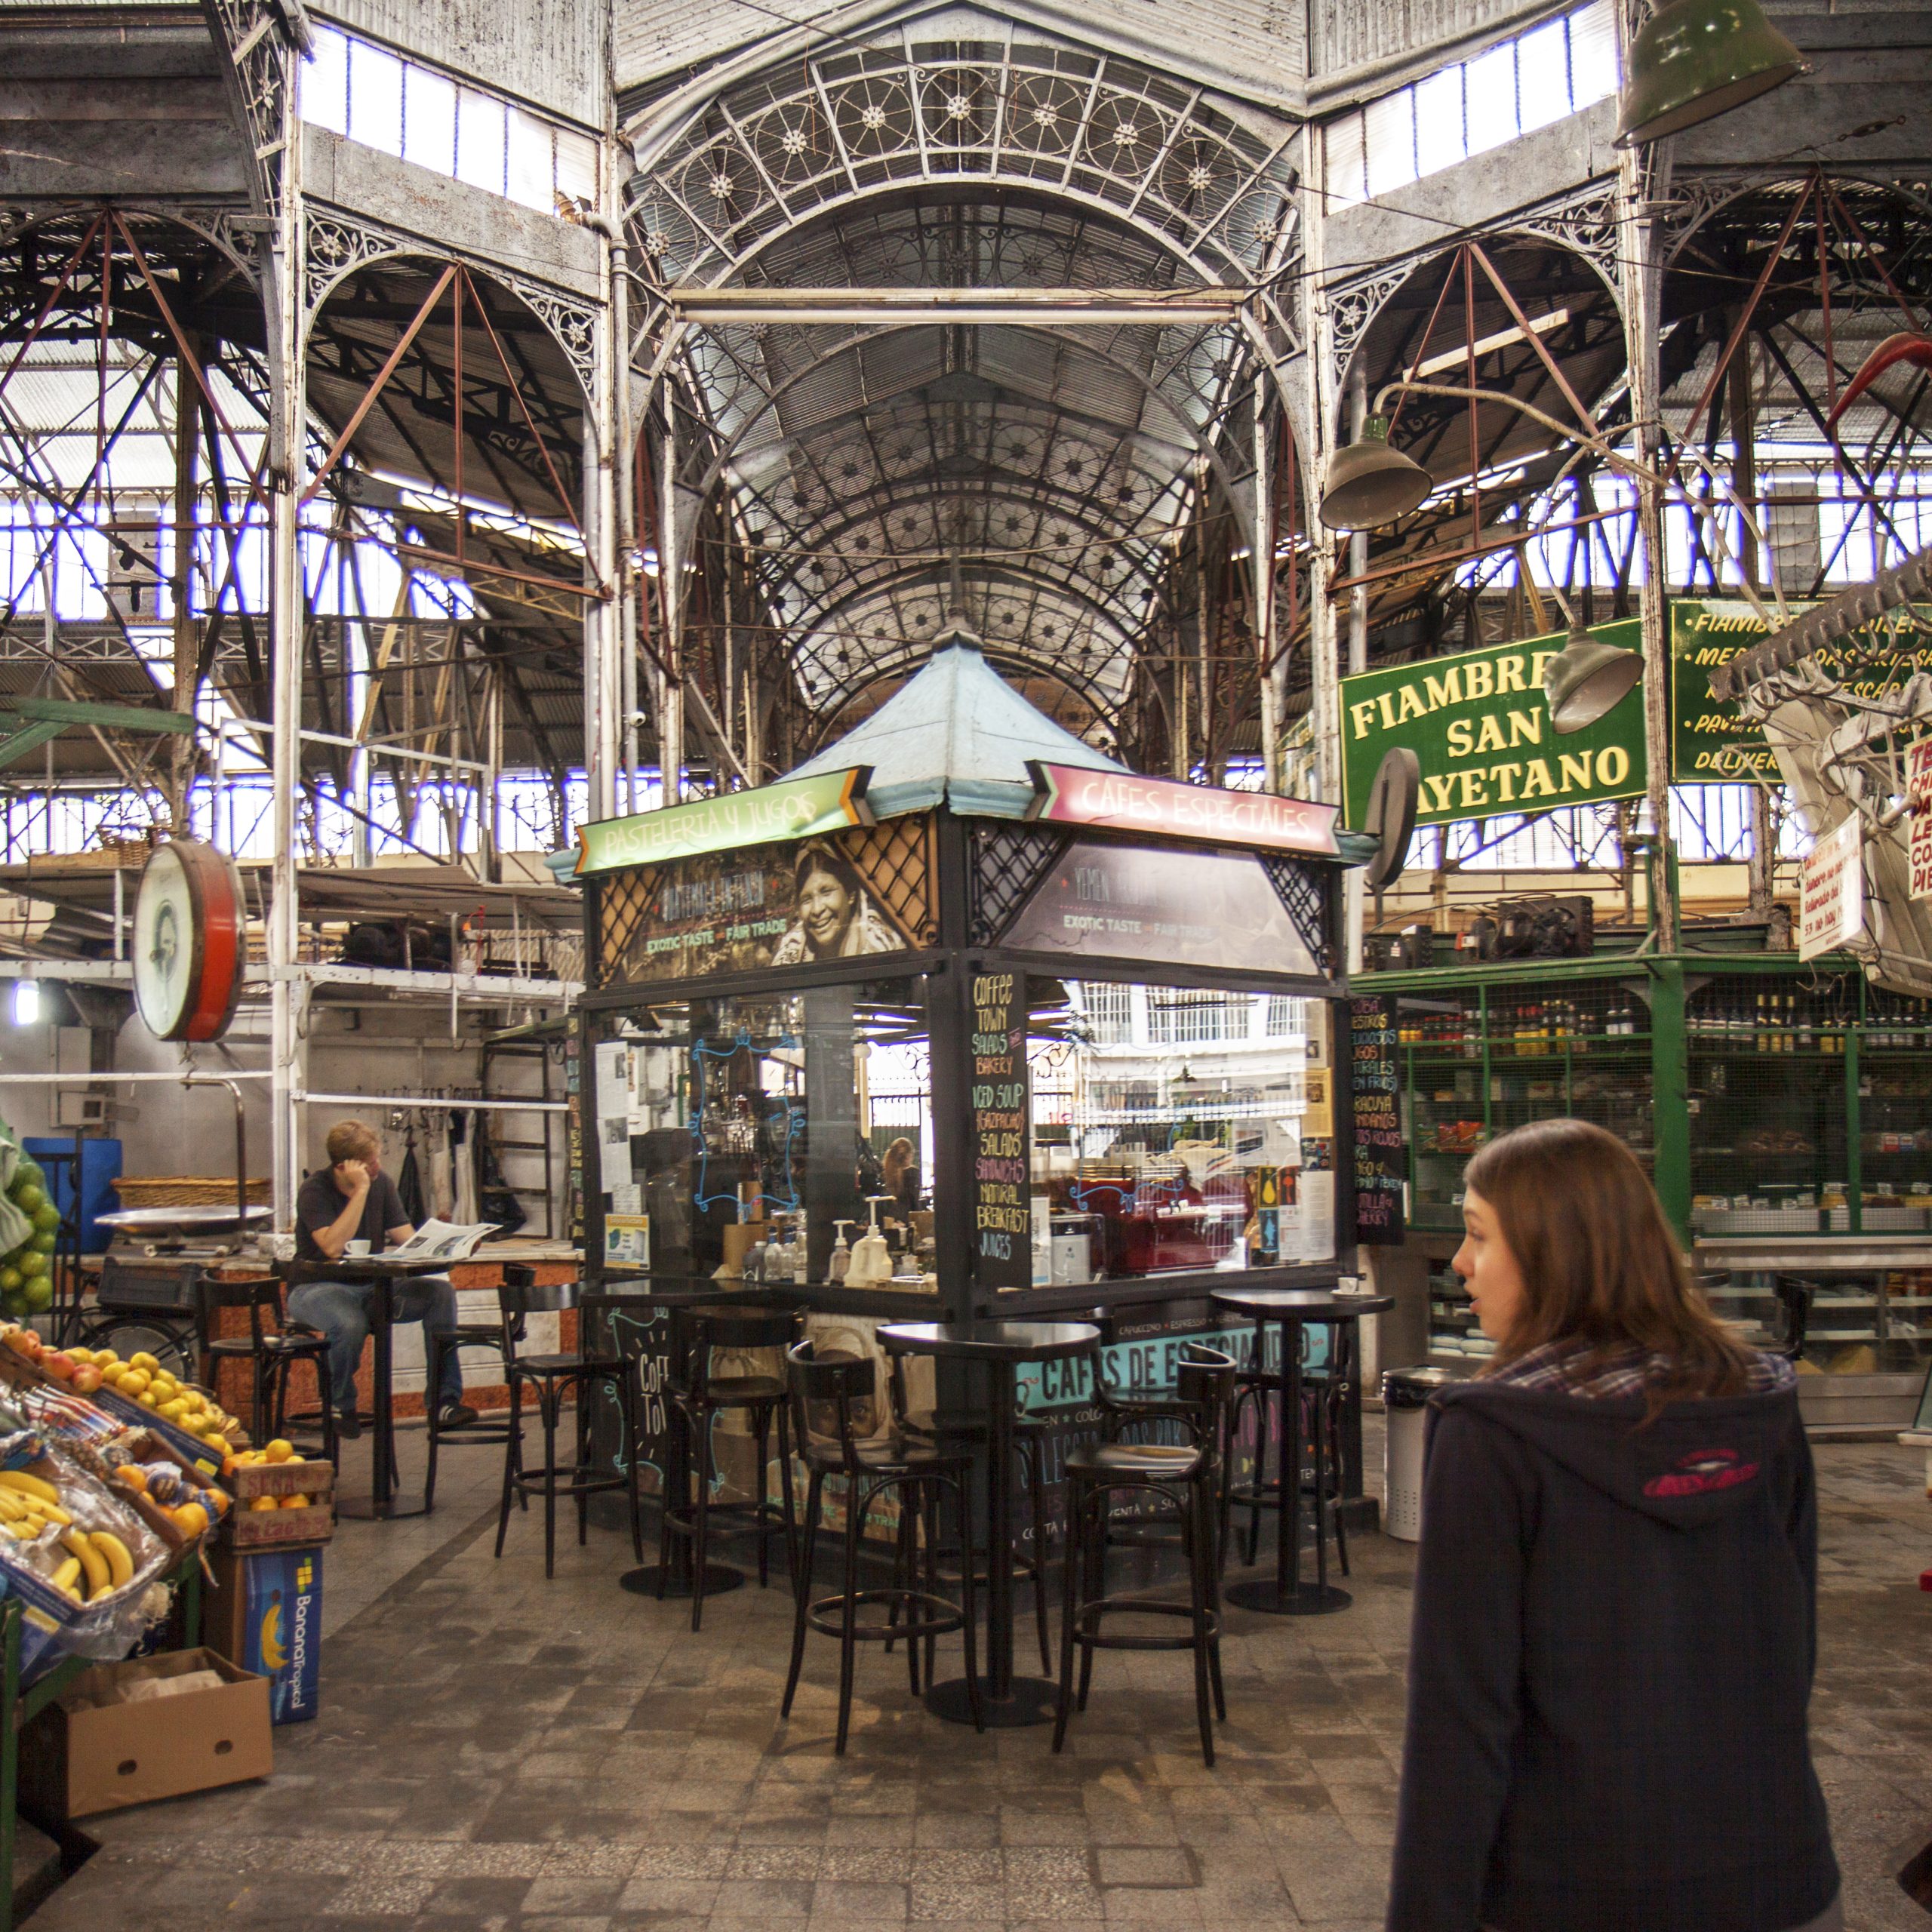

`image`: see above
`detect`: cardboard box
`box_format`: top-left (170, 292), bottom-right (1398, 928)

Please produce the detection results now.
top-left (207, 1545), bottom-right (323, 1725)
top-left (18, 1648), bottom-right (272, 1819)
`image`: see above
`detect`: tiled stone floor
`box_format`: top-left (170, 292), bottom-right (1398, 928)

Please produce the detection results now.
top-left (24, 1424), bottom-right (1932, 1931)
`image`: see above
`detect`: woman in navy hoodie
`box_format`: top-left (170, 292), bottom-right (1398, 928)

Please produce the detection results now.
top-left (1386, 1118), bottom-right (1840, 1932)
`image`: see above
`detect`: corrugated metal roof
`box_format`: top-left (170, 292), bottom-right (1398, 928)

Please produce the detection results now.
top-left (617, 0), bottom-right (1306, 112)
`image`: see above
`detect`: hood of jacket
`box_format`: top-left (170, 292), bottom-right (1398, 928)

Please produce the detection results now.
top-left (1429, 1378), bottom-right (1802, 1529)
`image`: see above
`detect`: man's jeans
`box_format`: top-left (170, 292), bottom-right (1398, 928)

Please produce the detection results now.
top-left (287, 1276), bottom-right (465, 1417)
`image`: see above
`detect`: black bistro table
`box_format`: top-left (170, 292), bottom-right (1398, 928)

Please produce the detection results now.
top-left (1211, 1287), bottom-right (1392, 1616)
top-left (878, 1318), bottom-right (1099, 1727)
top-left (283, 1254), bottom-right (457, 1521)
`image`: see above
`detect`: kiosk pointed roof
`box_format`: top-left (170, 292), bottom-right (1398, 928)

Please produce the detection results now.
top-left (786, 618), bottom-right (1124, 818)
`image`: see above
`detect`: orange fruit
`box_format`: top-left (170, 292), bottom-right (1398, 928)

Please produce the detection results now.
top-left (111, 1465), bottom-right (148, 1493)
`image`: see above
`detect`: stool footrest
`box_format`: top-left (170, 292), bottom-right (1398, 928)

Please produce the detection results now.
top-left (804, 1587), bottom-right (964, 1644)
top-left (663, 1500), bottom-right (791, 1542)
top-left (509, 1468), bottom-right (629, 1503)
top-left (1069, 1596), bottom-right (1223, 1653)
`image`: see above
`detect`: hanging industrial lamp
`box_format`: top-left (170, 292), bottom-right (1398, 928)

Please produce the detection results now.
top-left (1614, 0), bottom-right (1806, 147)
top-left (1318, 416), bottom-right (1432, 532)
top-left (1543, 623), bottom-right (1645, 734)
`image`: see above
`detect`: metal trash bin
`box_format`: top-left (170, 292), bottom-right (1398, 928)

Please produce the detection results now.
top-left (1382, 1366), bottom-right (1456, 1542)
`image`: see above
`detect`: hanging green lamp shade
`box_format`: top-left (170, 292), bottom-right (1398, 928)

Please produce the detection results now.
top-left (1614, 0), bottom-right (1806, 146)
top-left (1318, 416), bottom-right (1433, 532)
top-left (1543, 624), bottom-right (1645, 734)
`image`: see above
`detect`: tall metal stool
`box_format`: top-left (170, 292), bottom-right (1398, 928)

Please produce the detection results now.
top-left (494, 1279), bottom-right (645, 1579)
top-left (780, 1340), bottom-right (983, 1753)
top-left (660, 1303), bottom-right (801, 1631)
top-left (1055, 1341), bottom-right (1237, 1766)
top-left (878, 1327), bottom-right (1054, 1675)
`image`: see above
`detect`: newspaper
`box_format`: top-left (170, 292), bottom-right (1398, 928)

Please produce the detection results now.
top-left (386, 1219), bottom-right (500, 1263)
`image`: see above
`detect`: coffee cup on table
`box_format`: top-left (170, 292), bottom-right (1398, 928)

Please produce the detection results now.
top-left (346, 1238), bottom-right (371, 1257)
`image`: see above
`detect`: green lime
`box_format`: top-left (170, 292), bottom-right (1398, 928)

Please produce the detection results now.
top-left (1, 1295), bottom-right (24, 1321)
top-left (0, 1269), bottom-right (22, 1297)
top-left (29, 1232), bottom-right (54, 1256)
top-left (31, 1204), bottom-right (58, 1235)
top-left (17, 1251), bottom-right (45, 1281)
top-left (13, 1161), bottom-right (41, 1192)
top-left (22, 1278), bottom-right (51, 1313)
top-left (10, 1183), bottom-right (43, 1215)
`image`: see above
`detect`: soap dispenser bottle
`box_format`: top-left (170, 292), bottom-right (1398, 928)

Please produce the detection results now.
top-left (829, 1219), bottom-right (854, 1284)
top-left (846, 1195), bottom-right (895, 1287)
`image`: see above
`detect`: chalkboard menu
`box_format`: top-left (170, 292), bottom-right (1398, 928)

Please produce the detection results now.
top-left (1350, 994), bottom-right (1405, 1246)
top-left (971, 971), bottom-right (1032, 1289)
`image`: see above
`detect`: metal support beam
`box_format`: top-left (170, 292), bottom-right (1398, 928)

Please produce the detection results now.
top-left (269, 63), bottom-right (306, 1232)
top-left (667, 287), bottom-right (1247, 327)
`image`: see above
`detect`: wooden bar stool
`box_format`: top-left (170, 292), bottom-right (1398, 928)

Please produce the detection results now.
top-left (494, 1280), bottom-right (644, 1579)
top-left (199, 1275), bottom-right (337, 1469)
top-left (878, 1328), bottom-right (1054, 1675)
top-left (780, 1341), bottom-right (983, 1753)
top-left (660, 1303), bottom-right (801, 1631)
top-left (1222, 1320), bottom-right (1355, 1576)
top-left (1055, 1342), bottom-right (1236, 1767)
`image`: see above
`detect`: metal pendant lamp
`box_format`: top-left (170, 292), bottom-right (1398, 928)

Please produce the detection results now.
top-left (1614, 0), bottom-right (1806, 146)
top-left (1543, 623), bottom-right (1645, 734)
top-left (1318, 416), bottom-right (1432, 532)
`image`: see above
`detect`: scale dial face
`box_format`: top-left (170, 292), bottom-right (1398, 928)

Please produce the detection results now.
top-left (132, 841), bottom-right (245, 1042)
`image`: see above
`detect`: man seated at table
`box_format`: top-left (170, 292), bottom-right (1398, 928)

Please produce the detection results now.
top-left (288, 1120), bottom-right (478, 1438)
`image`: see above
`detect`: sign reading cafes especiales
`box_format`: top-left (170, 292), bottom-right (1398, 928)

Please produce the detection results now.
top-left (1340, 620), bottom-right (1647, 829)
top-left (1028, 762), bottom-right (1340, 856)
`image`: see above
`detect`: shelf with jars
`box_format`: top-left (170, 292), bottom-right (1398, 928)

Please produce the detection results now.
top-left (1371, 944), bottom-right (1932, 1414)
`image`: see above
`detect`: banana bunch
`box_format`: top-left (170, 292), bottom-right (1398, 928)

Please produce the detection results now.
top-left (0, 1470), bottom-right (135, 1603)
top-left (0, 1467), bottom-right (72, 1540)
top-left (50, 1525), bottom-right (134, 1604)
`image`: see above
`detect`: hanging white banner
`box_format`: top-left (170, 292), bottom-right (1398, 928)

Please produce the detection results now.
top-left (1800, 815), bottom-right (1866, 959)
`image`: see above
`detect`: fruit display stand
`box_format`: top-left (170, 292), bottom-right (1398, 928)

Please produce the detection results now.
top-left (0, 1548), bottom-right (205, 1932)
top-left (1369, 940), bottom-right (1932, 1429)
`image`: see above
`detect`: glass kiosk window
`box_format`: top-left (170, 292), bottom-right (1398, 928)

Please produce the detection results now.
top-left (592, 978), bottom-right (935, 1287)
top-left (1023, 977), bottom-right (1332, 1287)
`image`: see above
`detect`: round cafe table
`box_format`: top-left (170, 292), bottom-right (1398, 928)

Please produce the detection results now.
top-left (878, 1319), bottom-right (1099, 1727)
top-left (1211, 1287), bottom-right (1392, 1616)
top-left (282, 1254), bottom-right (456, 1520)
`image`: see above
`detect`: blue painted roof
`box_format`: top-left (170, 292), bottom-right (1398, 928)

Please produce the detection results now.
top-left (785, 621), bottom-right (1124, 818)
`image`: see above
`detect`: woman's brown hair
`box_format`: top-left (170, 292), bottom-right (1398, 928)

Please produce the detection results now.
top-left (1465, 1118), bottom-right (1753, 1399)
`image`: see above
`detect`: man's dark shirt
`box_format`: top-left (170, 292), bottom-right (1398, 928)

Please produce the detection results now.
top-left (294, 1167), bottom-right (408, 1263)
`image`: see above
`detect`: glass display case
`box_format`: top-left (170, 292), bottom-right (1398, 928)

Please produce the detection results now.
top-left (577, 794), bottom-right (1357, 1321)
top-left (588, 977), bottom-right (938, 1293)
top-left (1023, 980), bottom-right (1327, 1291)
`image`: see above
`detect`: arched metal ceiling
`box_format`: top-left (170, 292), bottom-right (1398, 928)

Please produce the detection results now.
top-left (626, 17), bottom-right (1300, 750)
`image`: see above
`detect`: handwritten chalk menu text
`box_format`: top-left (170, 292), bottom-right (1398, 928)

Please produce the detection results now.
top-left (1351, 994), bottom-right (1406, 1246)
top-left (972, 971), bottom-right (1032, 1289)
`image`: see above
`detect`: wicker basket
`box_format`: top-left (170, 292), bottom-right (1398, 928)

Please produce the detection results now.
top-left (114, 1177), bottom-right (270, 1208)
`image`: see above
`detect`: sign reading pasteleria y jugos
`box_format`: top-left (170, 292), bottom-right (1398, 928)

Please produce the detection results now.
top-left (1340, 621), bottom-right (1647, 829)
